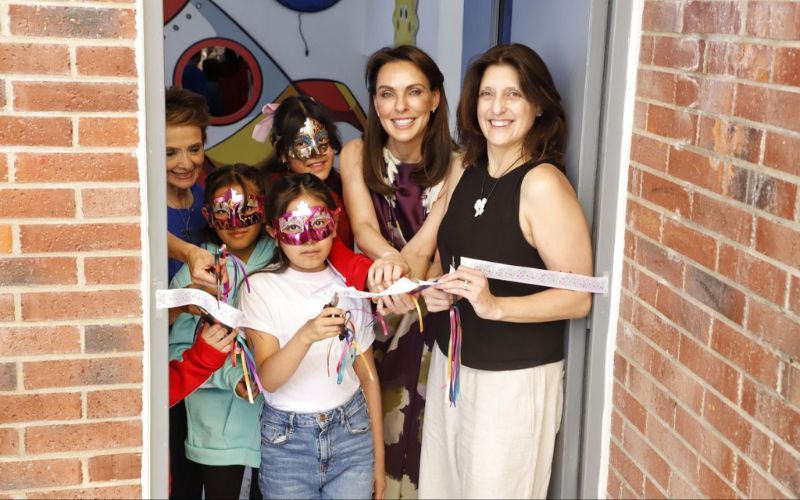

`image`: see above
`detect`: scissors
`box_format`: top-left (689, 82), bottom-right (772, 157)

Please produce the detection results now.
top-left (214, 246), bottom-right (224, 308)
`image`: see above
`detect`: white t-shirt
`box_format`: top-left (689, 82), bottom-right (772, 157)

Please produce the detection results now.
top-left (239, 266), bottom-right (375, 413)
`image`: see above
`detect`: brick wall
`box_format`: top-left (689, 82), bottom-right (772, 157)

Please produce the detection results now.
top-left (0, 2), bottom-right (144, 497)
top-left (609, 1), bottom-right (799, 498)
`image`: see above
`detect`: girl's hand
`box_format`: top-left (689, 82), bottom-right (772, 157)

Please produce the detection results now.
top-left (200, 324), bottom-right (237, 353)
top-left (297, 307), bottom-right (346, 345)
top-left (373, 467), bottom-right (386, 500)
top-left (421, 284), bottom-right (454, 313)
top-left (235, 377), bottom-right (260, 400)
top-left (368, 253), bottom-right (409, 291)
top-left (436, 266), bottom-right (500, 320)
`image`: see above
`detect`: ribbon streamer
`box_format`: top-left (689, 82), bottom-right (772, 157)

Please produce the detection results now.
top-left (447, 304), bottom-right (462, 406)
top-left (460, 257), bottom-right (608, 294)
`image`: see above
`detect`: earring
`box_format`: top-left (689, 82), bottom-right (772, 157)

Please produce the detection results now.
top-left (536, 110), bottom-right (543, 117)
top-left (432, 107), bottom-right (437, 114)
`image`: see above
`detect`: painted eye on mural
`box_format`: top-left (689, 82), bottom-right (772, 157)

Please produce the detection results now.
top-left (174, 39), bottom-right (263, 127)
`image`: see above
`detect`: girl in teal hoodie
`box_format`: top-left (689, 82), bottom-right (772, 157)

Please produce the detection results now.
top-left (169, 163), bottom-right (273, 498)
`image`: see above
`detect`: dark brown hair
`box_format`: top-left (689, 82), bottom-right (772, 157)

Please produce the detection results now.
top-left (165, 86), bottom-right (211, 143)
top-left (457, 44), bottom-right (567, 170)
top-left (363, 45), bottom-right (456, 195)
top-left (263, 96), bottom-right (343, 195)
top-left (201, 163), bottom-right (265, 245)
top-left (263, 173), bottom-right (337, 272)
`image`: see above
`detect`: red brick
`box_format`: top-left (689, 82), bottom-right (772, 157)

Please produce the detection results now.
top-left (771, 443), bottom-right (800, 494)
top-left (784, 362), bottom-right (800, 408)
top-left (763, 131), bottom-right (800, 177)
top-left (628, 164), bottom-right (642, 196)
top-left (84, 256), bottom-right (141, 285)
top-left (76, 46), bottom-right (136, 77)
top-left (646, 104), bottom-right (697, 141)
top-left (755, 218), bottom-right (800, 269)
top-left (697, 462), bottom-right (736, 498)
top-left (683, 1), bottom-right (740, 34)
top-left (624, 229), bottom-right (636, 259)
top-left (735, 84), bottom-right (800, 133)
top-left (633, 267), bottom-right (659, 307)
top-left (26, 420), bottom-right (141, 453)
top-left (0, 325), bottom-right (80, 356)
top-left (0, 189), bottom-right (75, 218)
top-left (790, 275), bottom-right (800, 318)
top-left (706, 42), bottom-right (774, 82)
top-left (756, 387), bottom-right (800, 448)
top-left (0, 459), bottom-right (82, 490)
top-left (704, 391), bottom-right (771, 468)
top-left (0, 154), bottom-right (7, 181)
top-left (669, 470), bottom-right (702, 498)
top-left (634, 101), bottom-right (648, 130)
top-left (685, 265), bottom-right (746, 324)
top-left (84, 323), bottom-right (143, 353)
top-left (9, 5), bottom-right (136, 39)
top-left (88, 453), bottom-right (141, 481)
top-left (718, 244), bottom-right (787, 305)
top-left (774, 47), bottom-right (800, 86)
top-left (0, 257), bottom-right (77, 286)
top-left (653, 36), bottom-right (703, 71)
top-left (0, 393), bottom-right (81, 424)
top-left (697, 79), bottom-right (735, 115)
top-left (630, 133), bottom-right (668, 171)
top-left (609, 439), bottom-right (645, 495)
top-left (15, 153), bottom-right (138, 183)
top-left (637, 69), bottom-right (675, 103)
top-left (0, 428), bottom-right (19, 456)
top-left (748, 300), bottom-right (800, 359)
top-left (674, 74), bottom-right (699, 108)
top-left (644, 477), bottom-right (667, 499)
top-left (82, 187), bottom-right (140, 217)
top-left (711, 319), bottom-right (780, 388)
top-left (662, 360), bottom-right (705, 413)
top-left (679, 334), bottom-right (740, 403)
top-left (614, 381), bottom-right (647, 435)
top-left (640, 35), bottom-right (655, 64)
top-left (696, 116), bottom-right (761, 163)
top-left (625, 420), bottom-right (675, 489)
top-left (730, 168), bottom-right (797, 220)
top-left (626, 199), bottom-right (661, 241)
top-left (14, 81), bottom-right (137, 112)
top-left (648, 415), bottom-right (702, 485)
top-left (0, 362), bottom-right (17, 390)
top-left (663, 218), bottom-right (717, 269)
top-left (655, 285), bottom-right (711, 340)
top-left (0, 43), bottom-right (69, 74)
top-left (614, 351), bottom-right (629, 384)
top-left (635, 236), bottom-right (685, 286)
top-left (21, 290), bottom-right (141, 322)
top-left (23, 356), bottom-right (141, 390)
top-left (0, 294), bottom-right (14, 321)
top-left (607, 467), bottom-right (622, 499)
top-left (690, 193), bottom-right (753, 245)
top-left (675, 406), bottom-right (736, 480)
top-left (641, 171), bottom-right (691, 216)
top-left (746, 1), bottom-right (800, 40)
top-left (737, 457), bottom-right (792, 499)
top-left (0, 116), bottom-right (72, 147)
top-left (78, 117), bottom-right (138, 147)
top-left (35, 485), bottom-right (142, 500)
top-left (628, 364), bottom-right (677, 425)
top-left (87, 388), bottom-right (143, 418)
top-left (633, 302), bottom-right (680, 357)
top-left (19, 223), bottom-right (140, 253)
top-left (642, 1), bottom-right (681, 32)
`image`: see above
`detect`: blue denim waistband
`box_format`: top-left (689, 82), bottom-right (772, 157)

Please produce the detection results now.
top-left (261, 389), bottom-right (366, 429)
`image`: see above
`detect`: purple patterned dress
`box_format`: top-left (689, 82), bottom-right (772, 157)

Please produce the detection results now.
top-left (370, 157), bottom-right (438, 498)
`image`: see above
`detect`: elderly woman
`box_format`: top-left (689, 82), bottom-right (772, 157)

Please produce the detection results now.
top-left (419, 44), bottom-right (594, 499)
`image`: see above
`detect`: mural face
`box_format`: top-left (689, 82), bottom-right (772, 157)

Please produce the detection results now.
top-left (393, 0), bottom-right (419, 46)
top-left (163, 0), bottom-right (365, 168)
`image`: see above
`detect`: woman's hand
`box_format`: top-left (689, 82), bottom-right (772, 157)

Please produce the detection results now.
top-left (436, 266), bottom-right (500, 320)
top-left (186, 245), bottom-right (229, 289)
top-left (200, 324), bottom-right (237, 353)
top-left (297, 307), bottom-right (346, 345)
top-left (367, 252), bottom-right (409, 291)
top-left (373, 466), bottom-right (386, 500)
top-left (374, 293), bottom-right (416, 316)
top-left (420, 284), bottom-right (454, 313)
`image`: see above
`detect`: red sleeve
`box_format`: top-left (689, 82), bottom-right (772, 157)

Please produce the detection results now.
top-left (169, 334), bottom-right (228, 407)
top-left (328, 237), bottom-right (373, 291)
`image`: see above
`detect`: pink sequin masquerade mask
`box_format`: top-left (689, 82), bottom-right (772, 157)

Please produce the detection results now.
top-left (202, 188), bottom-right (265, 230)
top-left (271, 201), bottom-right (339, 246)
top-left (287, 118), bottom-right (330, 160)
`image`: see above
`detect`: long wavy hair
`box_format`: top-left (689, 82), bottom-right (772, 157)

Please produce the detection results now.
top-left (363, 45), bottom-right (456, 195)
top-left (457, 44), bottom-right (567, 170)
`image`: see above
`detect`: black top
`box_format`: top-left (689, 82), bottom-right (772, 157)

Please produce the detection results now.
top-left (430, 159), bottom-right (565, 371)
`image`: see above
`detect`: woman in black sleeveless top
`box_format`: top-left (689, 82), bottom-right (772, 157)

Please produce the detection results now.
top-left (418, 44), bottom-right (594, 499)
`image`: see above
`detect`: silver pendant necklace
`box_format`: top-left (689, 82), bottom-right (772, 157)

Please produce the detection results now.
top-left (474, 156), bottom-right (523, 217)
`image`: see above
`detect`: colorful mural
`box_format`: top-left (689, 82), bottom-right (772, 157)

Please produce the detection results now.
top-left (163, 0), bottom-right (366, 168)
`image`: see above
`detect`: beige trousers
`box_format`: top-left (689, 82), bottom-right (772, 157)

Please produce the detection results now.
top-left (419, 347), bottom-right (565, 499)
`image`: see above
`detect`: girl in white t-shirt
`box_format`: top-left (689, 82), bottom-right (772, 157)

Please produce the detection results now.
top-left (241, 173), bottom-right (384, 499)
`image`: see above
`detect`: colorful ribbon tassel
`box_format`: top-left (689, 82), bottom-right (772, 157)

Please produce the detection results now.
top-left (447, 303), bottom-right (463, 406)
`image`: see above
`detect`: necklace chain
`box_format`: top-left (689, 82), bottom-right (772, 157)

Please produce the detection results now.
top-left (474, 155), bottom-right (524, 217)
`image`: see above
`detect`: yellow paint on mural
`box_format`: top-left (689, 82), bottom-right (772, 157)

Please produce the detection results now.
top-left (393, 0), bottom-right (419, 47)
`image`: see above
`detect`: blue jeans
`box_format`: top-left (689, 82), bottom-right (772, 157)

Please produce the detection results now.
top-left (258, 390), bottom-right (374, 499)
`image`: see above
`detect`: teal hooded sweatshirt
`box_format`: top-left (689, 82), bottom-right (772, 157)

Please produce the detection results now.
top-left (169, 237), bottom-right (275, 468)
